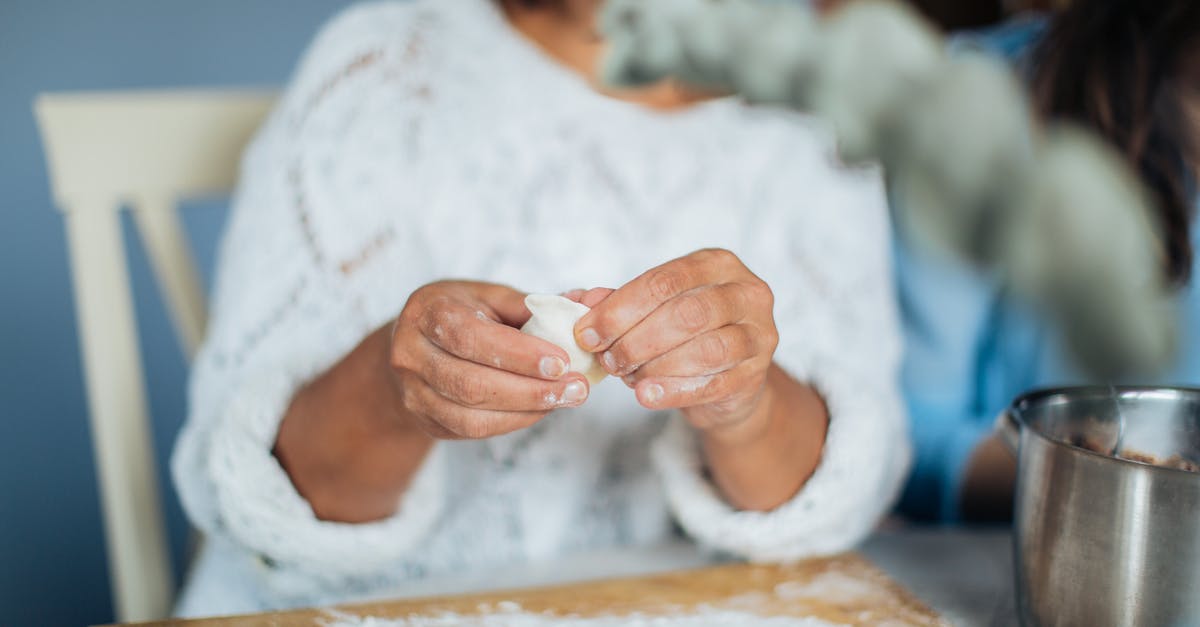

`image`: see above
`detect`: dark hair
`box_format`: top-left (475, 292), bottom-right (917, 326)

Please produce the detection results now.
top-left (1033, 1), bottom-right (1200, 284)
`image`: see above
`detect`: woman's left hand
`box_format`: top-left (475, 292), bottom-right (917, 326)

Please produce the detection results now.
top-left (574, 248), bottom-right (780, 434)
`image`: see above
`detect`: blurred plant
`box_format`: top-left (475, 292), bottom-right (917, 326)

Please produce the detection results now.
top-left (600, 0), bottom-right (1176, 378)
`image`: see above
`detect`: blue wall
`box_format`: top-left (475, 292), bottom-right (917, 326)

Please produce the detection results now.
top-left (0, 2), bottom-right (352, 624)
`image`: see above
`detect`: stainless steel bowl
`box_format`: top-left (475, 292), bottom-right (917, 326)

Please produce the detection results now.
top-left (997, 386), bottom-right (1200, 627)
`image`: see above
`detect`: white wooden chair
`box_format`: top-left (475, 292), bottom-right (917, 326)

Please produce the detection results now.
top-left (34, 89), bottom-right (277, 622)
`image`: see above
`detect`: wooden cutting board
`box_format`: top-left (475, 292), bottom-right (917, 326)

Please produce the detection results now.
top-left (121, 553), bottom-right (946, 626)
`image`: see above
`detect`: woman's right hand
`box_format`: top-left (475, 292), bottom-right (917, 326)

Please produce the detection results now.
top-left (389, 281), bottom-right (591, 440)
top-left (276, 280), bottom-right (587, 522)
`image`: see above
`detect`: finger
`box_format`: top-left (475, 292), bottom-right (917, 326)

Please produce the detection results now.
top-left (561, 289), bottom-right (587, 302)
top-left (578, 287), bottom-right (615, 308)
top-left (575, 249), bottom-right (737, 353)
top-left (622, 324), bottom-right (757, 381)
top-left (632, 360), bottom-right (763, 410)
top-left (403, 377), bottom-right (550, 440)
top-left (421, 300), bottom-right (572, 380)
top-left (600, 284), bottom-right (749, 377)
top-left (474, 282), bottom-right (537, 328)
top-left (424, 344), bottom-right (591, 411)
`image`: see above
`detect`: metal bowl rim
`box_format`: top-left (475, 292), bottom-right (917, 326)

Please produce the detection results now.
top-left (1011, 385), bottom-right (1200, 477)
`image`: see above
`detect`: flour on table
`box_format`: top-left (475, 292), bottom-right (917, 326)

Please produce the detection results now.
top-left (773, 572), bottom-right (893, 606)
top-left (323, 604), bottom-right (846, 626)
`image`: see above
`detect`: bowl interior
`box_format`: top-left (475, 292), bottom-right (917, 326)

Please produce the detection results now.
top-left (1015, 386), bottom-right (1200, 472)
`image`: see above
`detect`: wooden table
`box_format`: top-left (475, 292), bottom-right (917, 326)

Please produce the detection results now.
top-left (117, 528), bottom-right (1015, 627)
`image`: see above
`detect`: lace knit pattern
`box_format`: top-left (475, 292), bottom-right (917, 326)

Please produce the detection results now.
top-left (171, 0), bottom-right (910, 612)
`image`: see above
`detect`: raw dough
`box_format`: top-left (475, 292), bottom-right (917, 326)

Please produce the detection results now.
top-left (521, 294), bottom-right (608, 385)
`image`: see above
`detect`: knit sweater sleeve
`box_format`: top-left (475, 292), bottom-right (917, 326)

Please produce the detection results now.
top-left (171, 2), bottom-right (448, 590)
top-left (652, 128), bottom-right (911, 561)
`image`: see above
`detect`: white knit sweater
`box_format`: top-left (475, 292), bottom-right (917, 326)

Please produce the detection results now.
top-left (171, 0), bottom-right (909, 614)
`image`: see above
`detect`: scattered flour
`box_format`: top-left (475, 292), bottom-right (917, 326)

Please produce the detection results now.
top-left (324, 607), bottom-right (844, 627)
top-left (674, 376), bottom-right (714, 395)
top-left (774, 572), bottom-right (891, 606)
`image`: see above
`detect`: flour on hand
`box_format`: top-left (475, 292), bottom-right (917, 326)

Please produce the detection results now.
top-left (520, 294), bottom-right (608, 385)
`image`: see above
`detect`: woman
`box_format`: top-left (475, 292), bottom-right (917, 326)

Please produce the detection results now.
top-left (898, 0), bottom-right (1200, 522)
top-left (172, 0), bottom-right (908, 615)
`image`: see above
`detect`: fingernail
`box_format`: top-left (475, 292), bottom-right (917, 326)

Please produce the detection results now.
top-left (579, 328), bottom-right (601, 350)
top-left (562, 381), bottom-right (588, 404)
top-left (622, 375), bottom-right (636, 387)
top-left (539, 356), bottom-right (567, 378)
top-left (601, 351), bottom-right (619, 374)
top-left (642, 383), bottom-right (664, 405)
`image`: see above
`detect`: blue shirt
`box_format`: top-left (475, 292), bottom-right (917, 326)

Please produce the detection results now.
top-left (895, 16), bottom-right (1200, 521)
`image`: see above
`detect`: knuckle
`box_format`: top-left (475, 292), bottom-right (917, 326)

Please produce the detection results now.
top-left (397, 302), bottom-right (419, 326)
top-left (710, 247), bottom-right (735, 261)
top-left (698, 247), bottom-right (736, 267)
top-left (760, 324), bottom-right (780, 353)
top-left (406, 285), bottom-right (433, 309)
top-left (428, 307), bottom-right (460, 334)
top-left (447, 373), bottom-right (490, 407)
top-left (388, 342), bottom-right (410, 372)
top-left (698, 333), bottom-right (730, 367)
top-left (732, 324), bottom-right (757, 352)
top-left (648, 268), bottom-right (689, 301)
top-left (751, 278), bottom-right (774, 308)
top-left (673, 293), bottom-right (712, 332)
top-left (400, 384), bottom-right (424, 416)
top-left (532, 385), bottom-right (554, 409)
top-left (607, 341), bottom-right (635, 372)
top-left (409, 288), bottom-right (446, 320)
top-left (708, 373), bottom-right (737, 400)
top-left (711, 394), bottom-right (745, 417)
top-left (416, 306), bottom-right (440, 337)
top-left (391, 327), bottom-right (427, 370)
top-left (449, 325), bottom-right (479, 357)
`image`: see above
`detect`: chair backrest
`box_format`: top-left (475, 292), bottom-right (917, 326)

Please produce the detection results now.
top-left (34, 89), bottom-right (277, 622)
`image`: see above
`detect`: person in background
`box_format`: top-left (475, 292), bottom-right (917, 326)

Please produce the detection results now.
top-left (897, 0), bottom-right (1200, 522)
top-left (171, 0), bottom-right (908, 616)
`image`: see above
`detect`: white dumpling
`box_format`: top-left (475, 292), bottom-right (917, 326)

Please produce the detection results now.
top-left (520, 294), bottom-right (608, 385)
